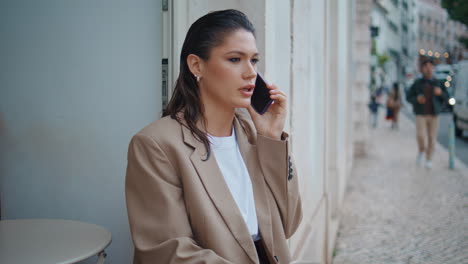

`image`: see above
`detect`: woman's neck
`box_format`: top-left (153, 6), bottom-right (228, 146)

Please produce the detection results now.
top-left (202, 103), bottom-right (235, 137)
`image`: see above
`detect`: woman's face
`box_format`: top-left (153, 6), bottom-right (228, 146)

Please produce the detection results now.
top-left (198, 29), bottom-right (258, 111)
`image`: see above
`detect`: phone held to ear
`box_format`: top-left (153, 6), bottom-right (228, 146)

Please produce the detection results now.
top-left (251, 73), bottom-right (274, 114)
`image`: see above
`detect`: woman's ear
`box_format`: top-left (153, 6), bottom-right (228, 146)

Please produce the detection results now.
top-left (187, 54), bottom-right (203, 78)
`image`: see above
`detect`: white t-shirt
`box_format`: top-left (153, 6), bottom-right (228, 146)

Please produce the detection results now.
top-left (208, 127), bottom-right (259, 240)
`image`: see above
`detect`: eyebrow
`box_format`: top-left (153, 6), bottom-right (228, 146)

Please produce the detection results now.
top-left (225, 50), bottom-right (259, 57)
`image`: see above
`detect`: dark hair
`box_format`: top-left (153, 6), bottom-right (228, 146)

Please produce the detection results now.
top-left (420, 59), bottom-right (433, 69)
top-left (162, 9), bottom-right (255, 160)
top-left (392, 82), bottom-right (400, 100)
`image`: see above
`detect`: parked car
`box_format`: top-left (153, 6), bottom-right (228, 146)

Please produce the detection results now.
top-left (452, 60), bottom-right (468, 137)
top-left (434, 64), bottom-right (454, 80)
top-left (434, 64), bottom-right (455, 112)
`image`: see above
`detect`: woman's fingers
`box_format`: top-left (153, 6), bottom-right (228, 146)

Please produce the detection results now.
top-left (270, 90), bottom-right (287, 99)
top-left (266, 83), bottom-right (279, 90)
top-left (267, 84), bottom-right (286, 97)
top-left (268, 86), bottom-right (287, 109)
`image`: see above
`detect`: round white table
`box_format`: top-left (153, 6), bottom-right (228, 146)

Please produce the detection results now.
top-left (0, 219), bottom-right (112, 264)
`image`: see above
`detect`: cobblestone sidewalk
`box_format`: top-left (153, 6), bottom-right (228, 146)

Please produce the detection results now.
top-left (333, 112), bottom-right (468, 264)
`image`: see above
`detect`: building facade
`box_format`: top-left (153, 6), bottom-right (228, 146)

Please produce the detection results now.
top-left (416, 0), bottom-right (467, 64)
top-left (369, 0), bottom-right (467, 89)
top-left (446, 19), bottom-right (468, 62)
top-left (371, 0), bottom-right (411, 87)
top-left (401, 0), bottom-right (419, 83)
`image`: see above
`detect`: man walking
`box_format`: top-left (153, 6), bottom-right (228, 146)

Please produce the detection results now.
top-left (406, 60), bottom-right (449, 169)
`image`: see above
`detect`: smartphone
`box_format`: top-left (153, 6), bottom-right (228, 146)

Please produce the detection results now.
top-left (251, 73), bottom-right (274, 114)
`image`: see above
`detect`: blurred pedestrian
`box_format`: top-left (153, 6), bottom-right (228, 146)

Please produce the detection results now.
top-left (368, 95), bottom-right (381, 128)
top-left (386, 82), bottom-right (402, 130)
top-left (375, 86), bottom-right (384, 103)
top-left (406, 60), bottom-right (449, 169)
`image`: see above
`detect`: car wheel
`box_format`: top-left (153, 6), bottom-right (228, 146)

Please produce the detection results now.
top-left (454, 115), bottom-right (463, 137)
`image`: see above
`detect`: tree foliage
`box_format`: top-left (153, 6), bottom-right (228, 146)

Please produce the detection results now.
top-left (460, 37), bottom-right (468, 48)
top-left (377, 53), bottom-right (390, 67)
top-left (442, 0), bottom-right (468, 26)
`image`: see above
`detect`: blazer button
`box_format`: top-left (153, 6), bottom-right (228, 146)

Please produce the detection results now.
top-left (288, 173), bottom-right (293, 181)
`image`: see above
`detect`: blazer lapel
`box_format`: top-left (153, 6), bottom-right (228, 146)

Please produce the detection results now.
top-left (182, 123), bottom-right (258, 263)
top-left (234, 116), bottom-right (274, 259)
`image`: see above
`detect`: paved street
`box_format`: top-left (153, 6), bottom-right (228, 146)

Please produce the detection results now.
top-left (333, 111), bottom-right (468, 264)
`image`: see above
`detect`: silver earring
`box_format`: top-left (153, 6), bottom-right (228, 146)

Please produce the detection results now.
top-left (195, 75), bottom-right (200, 82)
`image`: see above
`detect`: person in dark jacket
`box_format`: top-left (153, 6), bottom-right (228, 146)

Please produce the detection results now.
top-left (406, 60), bottom-right (449, 169)
top-left (368, 94), bottom-right (381, 128)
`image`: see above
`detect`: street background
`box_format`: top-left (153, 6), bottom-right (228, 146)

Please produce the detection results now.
top-left (333, 109), bottom-right (468, 264)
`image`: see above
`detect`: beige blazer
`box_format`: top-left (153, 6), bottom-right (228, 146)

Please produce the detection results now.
top-left (125, 110), bottom-right (302, 264)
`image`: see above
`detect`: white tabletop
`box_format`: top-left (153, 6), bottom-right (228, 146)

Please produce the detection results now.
top-left (0, 219), bottom-right (112, 264)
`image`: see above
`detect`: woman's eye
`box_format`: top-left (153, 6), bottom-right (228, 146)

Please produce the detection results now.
top-left (229, 58), bottom-right (240, 62)
top-left (251, 58), bottom-right (259, 65)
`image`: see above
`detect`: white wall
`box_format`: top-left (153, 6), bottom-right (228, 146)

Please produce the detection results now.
top-left (353, 0), bottom-right (372, 156)
top-left (288, 0), bottom-right (328, 262)
top-left (0, 1), bottom-right (163, 263)
top-left (337, 0), bottom-right (353, 208)
top-left (264, 0), bottom-right (292, 132)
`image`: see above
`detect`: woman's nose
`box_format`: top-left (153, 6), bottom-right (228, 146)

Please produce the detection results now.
top-left (244, 62), bottom-right (257, 80)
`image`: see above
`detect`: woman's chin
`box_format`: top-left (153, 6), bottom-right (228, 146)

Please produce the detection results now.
top-left (236, 99), bottom-right (251, 109)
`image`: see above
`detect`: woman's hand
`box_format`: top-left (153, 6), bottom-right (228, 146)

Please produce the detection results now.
top-left (247, 83), bottom-right (287, 140)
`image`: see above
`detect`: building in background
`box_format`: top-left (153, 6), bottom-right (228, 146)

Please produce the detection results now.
top-left (369, 0), bottom-right (467, 90)
top-left (371, 0), bottom-right (404, 87)
top-left (446, 19), bottom-right (468, 63)
top-left (416, 0), bottom-right (467, 64)
top-left (401, 0), bottom-right (419, 85)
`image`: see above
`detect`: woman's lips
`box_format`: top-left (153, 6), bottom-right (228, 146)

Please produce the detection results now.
top-left (240, 85), bottom-right (254, 96)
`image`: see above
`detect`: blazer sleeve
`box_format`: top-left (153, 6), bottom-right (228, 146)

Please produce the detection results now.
top-left (125, 134), bottom-right (233, 264)
top-left (256, 133), bottom-right (303, 238)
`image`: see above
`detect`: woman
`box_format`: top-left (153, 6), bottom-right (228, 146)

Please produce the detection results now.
top-left (125, 9), bottom-right (302, 264)
top-left (386, 82), bottom-right (401, 129)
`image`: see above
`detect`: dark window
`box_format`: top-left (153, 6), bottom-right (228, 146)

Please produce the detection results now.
top-left (389, 20), bottom-right (399, 33)
top-left (402, 23), bottom-right (408, 32)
